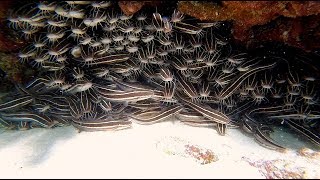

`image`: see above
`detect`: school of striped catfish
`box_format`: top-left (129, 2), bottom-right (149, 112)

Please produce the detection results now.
top-left (1, 1), bottom-right (319, 151)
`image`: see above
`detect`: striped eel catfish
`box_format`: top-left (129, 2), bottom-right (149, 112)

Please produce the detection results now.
top-left (107, 102), bottom-right (128, 115)
top-left (0, 116), bottom-right (15, 129)
top-left (177, 110), bottom-right (219, 128)
top-left (150, 87), bottom-right (178, 103)
top-left (36, 95), bottom-right (71, 112)
top-left (240, 113), bottom-right (259, 135)
top-left (61, 80), bottom-right (93, 95)
top-left (176, 92), bottom-right (230, 125)
top-left (0, 96), bottom-right (33, 112)
top-left (109, 63), bottom-right (132, 74)
top-left (127, 100), bottom-right (161, 110)
top-left (71, 115), bottom-right (132, 132)
top-left (216, 123), bottom-right (227, 136)
top-left (180, 119), bottom-right (217, 127)
top-left (157, 67), bottom-right (174, 82)
top-left (179, 116), bottom-right (240, 129)
top-left (130, 107), bottom-right (163, 117)
top-left (0, 112), bottom-right (56, 128)
top-left (253, 124), bottom-right (287, 152)
top-left (218, 61), bottom-right (277, 100)
top-left (180, 118), bottom-right (227, 135)
top-left (129, 104), bottom-right (183, 125)
top-left (111, 76), bottom-right (156, 91)
top-left (16, 121), bottom-right (30, 130)
top-left (267, 111), bottom-right (320, 120)
top-left (248, 105), bottom-right (295, 116)
top-left (99, 98), bottom-right (113, 112)
top-left (79, 92), bottom-right (94, 114)
top-left (176, 109), bottom-right (208, 121)
top-left (176, 71), bottom-right (199, 100)
top-left (173, 21), bottom-right (203, 35)
top-left (44, 110), bottom-right (72, 125)
top-left (284, 119), bottom-right (320, 147)
top-left (32, 103), bottom-right (51, 114)
top-left (76, 53), bottom-right (130, 65)
top-left (177, 107), bottom-right (238, 136)
top-left (69, 97), bottom-right (84, 119)
top-left (98, 89), bottom-right (155, 102)
top-left (239, 113), bottom-right (287, 151)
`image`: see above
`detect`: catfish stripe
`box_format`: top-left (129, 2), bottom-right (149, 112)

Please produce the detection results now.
top-left (180, 119), bottom-right (218, 127)
top-left (130, 105), bottom-right (183, 124)
top-left (0, 96), bottom-right (33, 111)
top-left (216, 123), bottom-right (227, 136)
top-left (254, 126), bottom-right (286, 151)
top-left (178, 93), bottom-right (230, 124)
top-left (285, 119), bottom-right (320, 146)
top-left (128, 101), bottom-right (160, 110)
top-left (99, 90), bottom-right (155, 102)
top-left (0, 116), bottom-right (11, 127)
top-left (112, 77), bottom-right (155, 91)
top-left (176, 72), bottom-right (198, 99)
top-left (1, 112), bottom-right (53, 128)
top-left (72, 119), bottom-right (132, 132)
top-left (177, 110), bottom-right (205, 120)
top-left (218, 62), bottom-right (276, 100)
top-left (93, 54), bottom-right (130, 65)
top-left (174, 22), bottom-right (202, 34)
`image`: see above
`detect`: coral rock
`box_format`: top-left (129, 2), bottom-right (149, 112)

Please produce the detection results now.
top-left (178, 1), bottom-right (320, 51)
top-left (0, 28), bottom-right (26, 53)
top-left (248, 15), bottom-right (320, 52)
top-left (0, 0), bottom-right (26, 52)
top-left (0, 52), bottom-right (34, 84)
top-left (118, 1), bottom-right (146, 16)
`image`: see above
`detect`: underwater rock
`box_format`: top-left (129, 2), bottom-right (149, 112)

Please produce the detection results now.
top-left (118, 1), bottom-right (164, 16)
top-left (0, 0), bottom-right (11, 21)
top-left (0, 29), bottom-right (26, 53)
top-left (0, 52), bottom-right (34, 85)
top-left (248, 15), bottom-right (320, 52)
top-left (178, 1), bottom-right (320, 51)
top-left (118, 1), bottom-right (146, 16)
top-left (0, 0), bottom-right (27, 52)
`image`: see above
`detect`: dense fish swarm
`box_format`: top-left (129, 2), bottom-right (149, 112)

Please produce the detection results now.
top-left (1, 1), bottom-right (320, 151)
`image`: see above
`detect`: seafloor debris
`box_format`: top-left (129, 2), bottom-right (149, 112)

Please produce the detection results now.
top-left (155, 136), bottom-right (218, 165)
top-left (184, 144), bottom-right (218, 165)
top-left (297, 148), bottom-right (320, 160)
top-left (242, 157), bottom-right (311, 179)
top-left (177, 1), bottom-right (320, 51)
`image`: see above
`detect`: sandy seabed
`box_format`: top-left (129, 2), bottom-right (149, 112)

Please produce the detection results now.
top-left (0, 120), bottom-right (319, 179)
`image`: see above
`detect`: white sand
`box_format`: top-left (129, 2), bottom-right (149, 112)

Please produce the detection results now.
top-left (0, 120), bottom-right (319, 178)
